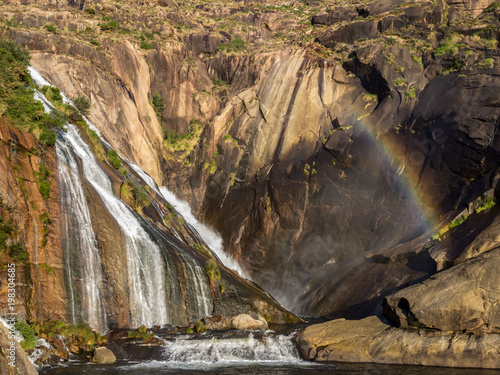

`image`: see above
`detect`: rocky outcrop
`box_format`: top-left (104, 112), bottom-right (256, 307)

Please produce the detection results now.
top-left (92, 347), bottom-right (116, 364)
top-left (296, 315), bottom-right (500, 368)
top-left (0, 323), bottom-right (38, 375)
top-left (384, 244), bottom-right (500, 333)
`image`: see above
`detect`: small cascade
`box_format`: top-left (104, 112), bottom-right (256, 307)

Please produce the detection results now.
top-left (162, 333), bottom-right (302, 364)
top-left (57, 139), bottom-right (107, 332)
top-left (179, 253), bottom-right (213, 319)
top-left (159, 187), bottom-right (246, 278)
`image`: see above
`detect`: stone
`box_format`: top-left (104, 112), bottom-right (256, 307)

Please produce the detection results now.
top-left (378, 16), bottom-right (406, 33)
top-left (0, 323), bottom-right (38, 375)
top-left (296, 315), bottom-right (500, 368)
top-left (317, 21), bottom-right (379, 48)
top-left (51, 348), bottom-right (69, 361)
top-left (92, 347), bottom-right (117, 364)
top-left (384, 248), bottom-right (500, 333)
top-left (230, 313), bottom-right (268, 330)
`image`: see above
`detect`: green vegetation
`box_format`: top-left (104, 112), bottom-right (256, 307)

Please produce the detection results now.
top-left (85, 7), bottom-right (96, 15)
top-left (39, 320), bottom-right (105, 350)
top-left (205, 258), bottom-right (221, 283)
top-left (40, 212), bottom-right (51, 247)
top-left (90, 39), bottom-right (100, 46)
top-left (393, 78), bottom-right (406, 87)
top-left (363, 93), bottom-right (377, 102)
top-left (35, 164), bottom-right (51, 200)
top-left (405, 86), bottom-right (416, 102)
top-left (107, 149), bottom-right (121, 170)
top-left (0, 215), bottom-right (15, 251)
top-left (0, 39), bottom-right (64, 145)
top-left (217, 37), bottom-right (246, 54)
top-left (193, 243), bottom-right (211, 256)
top-left (433, 35), bottom-right (466, 57)
top-left (476, 196), bottom-right (495, 213)
top-left (186, 328), bottom-right (194, 334)
top-left (140, 41), bottom-right (153, 50)
top-left (71, 95), bottom-right (91, 116)
top-left (76, 120), bottom-right (104, 160)
top-left (224, 134), bottom-right (239, 147)
top-left (152, 94), bottom-right (164, 119)
top-left (15, 321), bottom-right (38, 350)
top-left (449, 215), bottom-right (467, 229)
top-left (485, 2), bottom-right (500, 12)
top-left (45, 23), bottom-right (57, 33)
top-left (8, 243), bottom-right (29, 263)
top-left (122, 180), bottom-right (150, 211)
top-left (127, 325), bottom-right (155, 341)
top-left (164, 119), bottom-right (205, 152)
top-left (304, 162), bottom-right (316, 177)
top-left (412, 55), bottom-right (424, 70)
top-left (478, 58), bottom-right (494, 69)
top-left (195, 320), bottom-right (207, 332)
top-left (39, 262), bottom-right (54, 274)
top-left (100, 19), bottom-right (118, 31)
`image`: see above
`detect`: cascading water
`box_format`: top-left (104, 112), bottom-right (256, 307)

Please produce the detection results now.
top-left (127, 162), bottom-right (245, 278)
top-left (159, 187), bottom-right (246, 278)
top-left (62, 124), bottom-right (169, 328)
top-left (162, 333), bottom-right (301, 364)
top-left (57, 138), bottom-right (107, 332)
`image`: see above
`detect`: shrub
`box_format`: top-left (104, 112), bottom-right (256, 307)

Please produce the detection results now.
top-left (9, 243), bottom-right (29, 263)
top-left (100, 20), bottom-right (117, 31)
top-left (15, 321), bottom-right (37, 351)
top-left (45, 24), bottom-right (57, 33)
top-left (85, 7), bottom-right (96, 15)
top-left (90, 39), bottom-right (100, 46)
top-left (217, 37), bottom-right (246, 53)
top-left (476, 196), bottom-right (495, 213)
top-left (71, 95), bottom-right (91, 116)
top-left (35, 164), bottom-right (51, 200)
top-left (152, 94), bottom-right (164, 118)
top-left (107, 149), bottom-right (121, 169)
top-left (405, 86), bottom-right (416, 102)
top-left (478, 58), bottom-right (494, 69)
top-left (140, 41), bottom-right (153, 50)
top-left (393, 78), bottom-right (406, 87)
top-left (0, 38), bottom-right (30, 65)
top-left (205, 258), bottom-right (221, 282)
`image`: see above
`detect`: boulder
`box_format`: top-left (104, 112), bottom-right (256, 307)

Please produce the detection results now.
top-left (384, 248), bottom-right (500, 333)
top-left (296, 315), bottom-right (500, 368)
top-left (311, 8), bottom-right (357, 26)
top-left (92, 347), bottom-right (117, 364)
top-left (378, 16), bottom-right (406, 33)
top-left (230, 313), bottom-right (268, 330)
top-left (316, 21), bottom-right (379, 48)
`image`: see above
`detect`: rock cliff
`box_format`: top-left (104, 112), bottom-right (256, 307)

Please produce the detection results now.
top-left (0, 0), bottom-right (499, 368)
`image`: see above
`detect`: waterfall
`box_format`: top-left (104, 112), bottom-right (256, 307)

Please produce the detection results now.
top-left (126, 161), bottom-right (245, 277)
top-left (162, 333), bottom-right (302, 364)
top-left (62, 124), bottom-right (169, 328)
top-left (57, 139), bottom-right (107, 332)
top-left (159, 187), bottom-right (246, 278)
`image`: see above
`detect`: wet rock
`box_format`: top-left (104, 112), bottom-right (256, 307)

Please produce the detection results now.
top-left (92, 347), bottom-right (117, 364)
top-left (230, 313), bottom-right (268, 330)
top-left (51, 348), bottom-right (69, 361)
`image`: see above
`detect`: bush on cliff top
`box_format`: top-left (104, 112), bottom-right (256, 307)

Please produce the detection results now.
top-left (0, 38), bottom-right (63, 146)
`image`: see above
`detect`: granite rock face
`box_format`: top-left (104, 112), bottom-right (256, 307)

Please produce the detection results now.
top-left (296, 315), bottom-right (500, 368)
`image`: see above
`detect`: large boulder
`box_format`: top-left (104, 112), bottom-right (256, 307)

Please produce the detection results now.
top-left (230, 313), bottom-right (268, 330)
top-left (384, 247), bottom-right (500, 333)
top-left (316, 21), bottom-right (379, 48)
top-left (92, 347), bottom-right (117, 364)
top-left (296, 315), bottom-right (500, 368)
